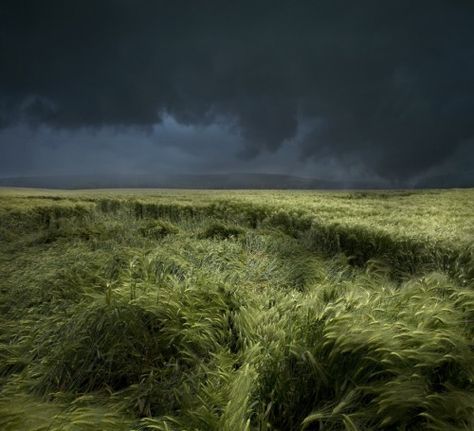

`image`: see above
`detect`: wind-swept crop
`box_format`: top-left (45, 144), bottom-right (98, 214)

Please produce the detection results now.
top-left (0, 188), bottom-right (473, 430)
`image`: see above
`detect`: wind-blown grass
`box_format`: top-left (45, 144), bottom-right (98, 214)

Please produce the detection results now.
top-left (0, 188), bottom-right (473, 430)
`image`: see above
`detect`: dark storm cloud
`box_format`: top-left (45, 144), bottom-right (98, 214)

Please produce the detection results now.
top-left (0, 0), bottom-right (473, 183)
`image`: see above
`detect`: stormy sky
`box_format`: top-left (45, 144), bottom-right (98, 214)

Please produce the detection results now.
top-left (1, 1), bottom-right (473, 187)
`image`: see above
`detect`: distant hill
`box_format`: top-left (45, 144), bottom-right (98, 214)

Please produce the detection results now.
top-left (0, 172), bottom-right (472, 189)
top-left (413, 171), bottom-right (474, 189)
top-left (0, 173), bottom-right (385, 190)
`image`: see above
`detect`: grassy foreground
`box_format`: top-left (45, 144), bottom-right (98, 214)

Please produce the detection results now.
top-left (0, 188), bottom-right (473, 430)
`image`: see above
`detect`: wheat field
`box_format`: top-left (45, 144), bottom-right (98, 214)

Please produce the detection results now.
top-left (0, 188), bottom-right (473, 430)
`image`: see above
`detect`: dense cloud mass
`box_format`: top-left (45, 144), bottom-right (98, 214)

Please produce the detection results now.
top-left (0, 1), bottom-right (473, 185)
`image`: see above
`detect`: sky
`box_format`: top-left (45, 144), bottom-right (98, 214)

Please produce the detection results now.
top-left (1, 1), bottom-right (473, 187)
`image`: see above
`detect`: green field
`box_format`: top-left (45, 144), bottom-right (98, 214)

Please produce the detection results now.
top-left (0, 188), bottom-right (473, 430)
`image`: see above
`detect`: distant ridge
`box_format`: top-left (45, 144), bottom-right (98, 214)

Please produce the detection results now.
top-left (0, 172), bottom-right (472, 190)
top-left (0, 173), bottom-right (384, 190)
